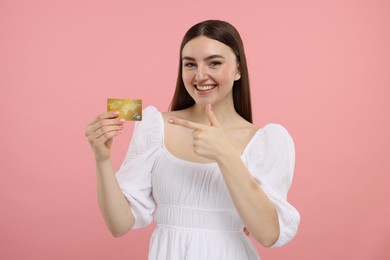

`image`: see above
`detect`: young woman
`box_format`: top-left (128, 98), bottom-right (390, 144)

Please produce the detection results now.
top-left (85, 20), bottom-right (300, 260)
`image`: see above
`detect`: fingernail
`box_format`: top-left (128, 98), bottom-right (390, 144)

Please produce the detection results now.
top-left (113, 111), bottom-right (119, 115)
top-left (119, 118), bottom-right (125, 123)
top-left (168, 118), bottom-right (174, 124)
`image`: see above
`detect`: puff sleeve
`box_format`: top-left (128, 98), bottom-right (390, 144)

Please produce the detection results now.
top-left (115, 106), bottom-right (163, 229)
top-left (246, 123), bottom-right (300, 247)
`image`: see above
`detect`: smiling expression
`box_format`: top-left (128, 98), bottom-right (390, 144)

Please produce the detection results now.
top-left (181, 36), bottom-right (241, 107)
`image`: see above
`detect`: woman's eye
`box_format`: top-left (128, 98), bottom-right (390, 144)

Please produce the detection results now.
top-left (210, 61), bottom-right (222, 67)
top-left (184, 63), bottom-right (196, 68)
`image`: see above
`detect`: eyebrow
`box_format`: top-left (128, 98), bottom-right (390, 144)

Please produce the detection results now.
top-left (182, 55), bottom-right (225, 61)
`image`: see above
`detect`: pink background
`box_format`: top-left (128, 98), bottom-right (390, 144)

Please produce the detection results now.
top-left (1, 0), bottom-right (389, 259)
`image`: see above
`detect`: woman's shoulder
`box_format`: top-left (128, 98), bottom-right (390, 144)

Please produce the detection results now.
top-left (142, 105), bottom-right (160, 116)
top-left (246, 123), bottom-right (294, 151)
top-left (136, 105), bottom-right (164, 130)
top-left (141, 105), bottom-right (167, 121)
top-left (141, 106), bottom-right (190, 132)
top-left (259, 123), bottom-right (293, 141)
top-left (161, 108), bottom-right (191, 121)
top-left (254, 123), bottom-right (295, 157)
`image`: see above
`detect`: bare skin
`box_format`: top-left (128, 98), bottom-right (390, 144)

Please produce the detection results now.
top-left (85, 112), bottom-right (135, 237)
top-left (166, 104), bottom-right (280, 247)
top-left (85, 35), bottom-right (280, 246)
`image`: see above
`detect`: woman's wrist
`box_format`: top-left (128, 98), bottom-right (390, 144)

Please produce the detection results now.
top-left (95, 157), bottom-right (113, 170)
top-left (216, 145), bottom-right (240, 167)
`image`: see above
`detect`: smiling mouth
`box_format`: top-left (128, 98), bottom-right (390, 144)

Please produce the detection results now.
top-left (194, 84), bottom-right (217, 91)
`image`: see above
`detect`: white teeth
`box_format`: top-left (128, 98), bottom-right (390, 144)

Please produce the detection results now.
top-left (196, 85), bottom-right (216, 91)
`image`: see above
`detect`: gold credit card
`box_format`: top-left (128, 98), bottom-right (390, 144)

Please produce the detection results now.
top-left (107, 98), bottom-right (142, 121)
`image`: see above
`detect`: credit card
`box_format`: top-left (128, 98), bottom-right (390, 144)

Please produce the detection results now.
top-left (107, 98), bottom-right (142, 121)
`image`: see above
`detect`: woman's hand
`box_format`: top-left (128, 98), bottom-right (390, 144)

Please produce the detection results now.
top-left (85, 111), bottom-right (125, 162)
top-left (168, 104), bottom-right (237, 162)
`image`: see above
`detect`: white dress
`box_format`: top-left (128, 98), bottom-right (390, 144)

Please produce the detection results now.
top-left (116, 106), bottom-right (300, 260)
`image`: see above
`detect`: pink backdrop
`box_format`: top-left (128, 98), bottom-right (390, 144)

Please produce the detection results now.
top-left (1, 0), bottom-right (389, 259)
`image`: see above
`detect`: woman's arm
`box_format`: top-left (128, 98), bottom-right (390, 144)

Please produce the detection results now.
top-left (216, 151), bottom-right (280, 247)
top-left (85, 111), bottom-right (135, 237)
top-left (95, 159), bottom-right (135, 237)
top-left (168, 104), bottom-right (280, 247)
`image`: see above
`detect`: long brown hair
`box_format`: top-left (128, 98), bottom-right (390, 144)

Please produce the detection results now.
top-left (169, 20), bottom-right (252, 123)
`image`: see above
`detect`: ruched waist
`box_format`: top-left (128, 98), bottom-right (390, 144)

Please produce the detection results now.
top-left (155, 204), bottom-right (244, 232)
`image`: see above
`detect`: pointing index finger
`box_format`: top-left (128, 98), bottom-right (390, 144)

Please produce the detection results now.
top-left (168, 117), bottom-right (205, 130)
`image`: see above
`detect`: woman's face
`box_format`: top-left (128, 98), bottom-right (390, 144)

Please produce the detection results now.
top-left (181, 36), bottom-right (241, 107)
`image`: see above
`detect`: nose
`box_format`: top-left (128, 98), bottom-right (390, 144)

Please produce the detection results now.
top-left (195, 65), bottom-right (208, 81)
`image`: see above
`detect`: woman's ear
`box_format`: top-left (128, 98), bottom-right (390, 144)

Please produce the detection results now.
top-left (234, 63), bottom-right (241, 81)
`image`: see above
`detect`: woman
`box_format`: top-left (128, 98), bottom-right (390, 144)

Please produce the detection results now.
top-left (85, 20), bottom-right (300, 260)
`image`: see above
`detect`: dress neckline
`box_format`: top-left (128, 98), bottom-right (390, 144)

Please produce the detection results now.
top-left (158, 112), bottom-right (262, 166)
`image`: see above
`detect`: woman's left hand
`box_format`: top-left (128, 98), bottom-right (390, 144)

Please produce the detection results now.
top-left (168, 104), bottom-right (236, 162)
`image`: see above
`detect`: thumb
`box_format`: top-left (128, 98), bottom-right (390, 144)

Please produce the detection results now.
top-left (206, 104), bottom-right (220, 127)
